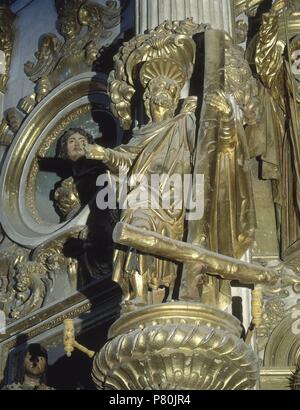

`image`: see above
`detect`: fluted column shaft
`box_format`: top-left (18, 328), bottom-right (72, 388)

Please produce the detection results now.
top-left (135, 0), bottom-right (234, 34)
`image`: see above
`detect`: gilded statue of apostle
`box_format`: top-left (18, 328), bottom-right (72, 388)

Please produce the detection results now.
top-left (84, 58), bottom-right (197, 307)
top-left (82, 25), bottom-right (259, 311)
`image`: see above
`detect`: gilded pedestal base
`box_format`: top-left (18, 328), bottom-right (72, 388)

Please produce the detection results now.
top-left (92, 302), bottom-right (259, 390)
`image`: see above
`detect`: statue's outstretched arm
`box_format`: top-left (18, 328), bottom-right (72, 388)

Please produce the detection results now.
top-left (84, 143), bottom-right (140, 174)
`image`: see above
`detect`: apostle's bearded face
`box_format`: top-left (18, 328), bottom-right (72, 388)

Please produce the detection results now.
top-left (145, 77), bottom-right (180, 123)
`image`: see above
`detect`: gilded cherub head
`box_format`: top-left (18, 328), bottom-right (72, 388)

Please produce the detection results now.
top-left (14, 261), bottom-right (45, 293)
top-left (14, 262), bottom-right (32, 292)
top-left (55, 0), bottom-right (83, 40)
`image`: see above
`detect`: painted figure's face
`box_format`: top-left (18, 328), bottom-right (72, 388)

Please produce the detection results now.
top-left (66, 133), bottom-right (88, 162)
top-left (24, 351), bottom-right (47, 378)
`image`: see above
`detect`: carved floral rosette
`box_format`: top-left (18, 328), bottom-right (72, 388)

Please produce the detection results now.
top-left (92, 303), bottom-right (259, 390)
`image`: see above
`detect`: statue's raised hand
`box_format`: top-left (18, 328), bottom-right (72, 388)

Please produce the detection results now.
top-left (205, 90), bottom-right (233, 119)
top-left (84, 144), bottom-right (107, 161)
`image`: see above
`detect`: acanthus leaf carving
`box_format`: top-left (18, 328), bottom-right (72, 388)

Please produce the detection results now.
top-left (24, 34), bottom-right (63, 82)
top-left (8, 261), bottom-right (49, 321)
top-left (24, 0), bottom-right (121, 103)
top-left (0, 5), bottom-right (15, 93)
top-left (0, 226), bottom-right (85, 323)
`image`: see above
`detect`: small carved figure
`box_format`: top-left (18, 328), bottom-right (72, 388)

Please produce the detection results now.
top-left (2, 344), bottom-right (54, 390)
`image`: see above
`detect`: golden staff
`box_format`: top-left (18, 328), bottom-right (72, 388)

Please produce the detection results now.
top-left (113, 222), bottom-right (280, 286)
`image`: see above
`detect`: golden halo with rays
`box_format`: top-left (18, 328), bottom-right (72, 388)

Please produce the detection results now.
top-left (139, 58), bottom-right (187, 90)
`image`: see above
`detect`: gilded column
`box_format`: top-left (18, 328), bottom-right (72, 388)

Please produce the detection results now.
top-left (0, 3), bottom-right (15, 155)
top-left (135, 0), bottom-right (234, 34)
top-left (0, 4), bottom-right (15, 102)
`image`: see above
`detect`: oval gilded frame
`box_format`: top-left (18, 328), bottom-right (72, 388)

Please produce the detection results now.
top-left (0, 72), bottom-right (121, 248)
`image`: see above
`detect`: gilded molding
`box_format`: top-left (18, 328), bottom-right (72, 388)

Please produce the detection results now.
top-left (19, 94), bottom-right (37, 115)
top-left (260, 367), bottom-right (297, 390)
top-left (0, 118), bottom-right (12, 146)
top-left (290, 366), bottom-right (300, 390)
top-left (263, 299), bottom-right (300, 368)
top-left (0, 0), bottom-right (120, 145)
top-left (257, 293), bottom-right (288, 352)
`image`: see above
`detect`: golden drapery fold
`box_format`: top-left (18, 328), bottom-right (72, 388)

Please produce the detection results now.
top-left (181, 30), bottom-right (257, 310)
top-left (106, 113), bottom-right (196, 303)
top-left (254, 11), bottom-right (300, 256)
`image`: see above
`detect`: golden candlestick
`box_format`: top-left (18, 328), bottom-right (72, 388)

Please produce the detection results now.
top-left (63, 319), bottom-right (95, 359)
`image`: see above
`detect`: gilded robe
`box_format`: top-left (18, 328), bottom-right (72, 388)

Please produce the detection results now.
top-left (102, 112), bottom-right (196, 302)
top-left (180, 29), bottom-right (257, 310)
top-left (255, 12), bottom-right (300, 256)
